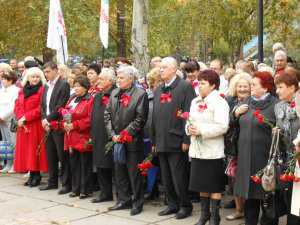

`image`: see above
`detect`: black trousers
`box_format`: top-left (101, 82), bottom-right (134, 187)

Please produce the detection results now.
top-left (158, 151), bottom-right (192, 209)
top-left (69, 150), bottom-right (93, 194)
top-left (285, 188), bottom-right (300, 225)
top-left (46, 131), bottom-right (70, 188)
top-left (96, 167), bottom-right (113, 198)
top-left (114, 151), bottom-right (144, 208)
top-left (244, 199), bottom-right (279, 225)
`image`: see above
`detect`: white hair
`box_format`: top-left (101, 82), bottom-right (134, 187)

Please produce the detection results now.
top-left (22, 67), bottom-right (47, 86)
top-left (100, 68), bottom-right (116, 84)
top-left (161, 57), bottom-right (178, 68)
top-left (274, 50), bottom-right (287, 60)
top-left (117, 66), bottom-right (136, 80)
top-left (228, 72), bottom-right (252, 97)
top-left (24, 56), bottom-right (35, 62)
top-left (257, 64), bottom-right (275, 76)
top-left (198, 61), bottom-right (208, 71)
top-left (0, 63), bottom-right (12, 73)
top-left (272, 42), bottom-right (286, 53)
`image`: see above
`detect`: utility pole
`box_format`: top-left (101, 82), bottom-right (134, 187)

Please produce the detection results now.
top-left (258, 0), bottom-right (264, 63)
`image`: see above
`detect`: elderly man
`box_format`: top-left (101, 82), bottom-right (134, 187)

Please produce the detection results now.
top-left (274, 50), bottom-right (287, 77)
top-left (90, 68), bottom-right (116, 203)
top-left (9, 59), bottom-right (18, 71)
top-left (209, 59), bottom-right (228, 95)
top-left (105, 66), bottom-right (149, 216)
top-left (152, 57), bottom-right (195, 219)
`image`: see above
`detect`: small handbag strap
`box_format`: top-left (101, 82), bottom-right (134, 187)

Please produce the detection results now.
top-left (268, 129), bottom-right (280, 162)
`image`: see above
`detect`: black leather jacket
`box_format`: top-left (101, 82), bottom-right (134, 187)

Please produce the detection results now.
top-left (104, 85), bottom-right (149, 151)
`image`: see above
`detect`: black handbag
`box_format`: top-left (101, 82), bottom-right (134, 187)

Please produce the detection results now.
top-left (224, 124), bottom-right (239, 157)
top-left (10, 118), bottom-right (18, 133)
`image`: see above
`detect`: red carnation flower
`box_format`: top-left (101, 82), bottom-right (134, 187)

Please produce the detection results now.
top-left (290, 101), bottom-right (296, 108)
top-left (251, 175), bottom-right (262, 184)
top-left (120, 94), bottom-right (131, 107)
top-left (160, 93), bottom-right (172, 103)
top-left (220, 93), bottom-right (225, 98)
top-left (280, 174), bottom-right (289, 182)
top-left (192, 81), bottom-right (199, 89)
top-left (102, 96), bottom-right (110, 106)
top-left (198, 102), bottom-right (207, 112)
top-left (119, 130), bottom-right (133, 143)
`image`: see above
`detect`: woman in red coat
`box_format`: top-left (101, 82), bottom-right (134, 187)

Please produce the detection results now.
top-left (51, 75), bottom-right (94, 199)
top-left (14, 67), bottom-right (48, 187)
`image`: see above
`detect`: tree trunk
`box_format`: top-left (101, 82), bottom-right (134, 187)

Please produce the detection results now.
top-left (131, 0), bottom-right (149, 76)
top-left (117, 0), bottom-right (126, 57)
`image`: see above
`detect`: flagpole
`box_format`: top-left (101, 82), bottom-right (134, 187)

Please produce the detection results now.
top-left (60, 35), bottom-right (66, 64)
top-left (102, 45), bottom-right (105, 64)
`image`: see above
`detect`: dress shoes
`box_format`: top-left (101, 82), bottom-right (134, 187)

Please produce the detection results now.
top-left (30, 176), bottom-right (41, 187)
top-left (69, 192), bottom-right (80, 198)
top-left (158, 207), bottom-right (179, 216)
top-left (39, 184), bottom-right (58, 191)
top-left (175, 208), bottom-right (192, 219)
top-left (91, 195), bottom-right (113, 203)
top-left (108, 202), bottom-right (131, 211)
top-left (79, 193), bottom-right (92, 199)
top-left (58, 186), bottom-right (71, 195)
top-left (130, 205), bottom-right (143, 216)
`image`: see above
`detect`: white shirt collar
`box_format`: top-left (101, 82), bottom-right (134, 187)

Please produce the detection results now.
top-left (48, 75), bottom-right (59, 86)
top-left (164, 75), bottom-right (177, 87)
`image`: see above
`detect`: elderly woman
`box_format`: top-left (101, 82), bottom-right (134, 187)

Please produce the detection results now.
top-left (90, 68), bottom-right (116, 203)
top-left (225, 72), bottom-right (252, 221)
top-left (234, 71), bottom-right (278, 225)
top-left (51, 75), bottom-right (94, 199)
top-left (187, 69), bottom-right (229, 225)
top-left (14, 67), bottom-right (48, 187)
top-left (274, 73), bottom-right (300, 225)
top-left (0, 71), bottom-right (19, 173)
top-left (105, 66), bottom-right (149, 216)
top-left (0, 63), bottom-right (12, 89)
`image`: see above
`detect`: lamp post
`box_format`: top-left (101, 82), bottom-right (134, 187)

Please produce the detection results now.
top-left (258, 0), bottom-right (264, 63)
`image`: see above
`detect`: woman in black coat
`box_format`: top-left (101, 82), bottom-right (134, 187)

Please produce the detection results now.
top-left (233, 71), bottom-right (279, 225)
top-left (90, 68), bottom-right (116, 203)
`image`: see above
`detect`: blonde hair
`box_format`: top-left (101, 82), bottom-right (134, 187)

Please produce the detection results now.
top-left (21, 67), bottom-right (47, 86)
top-left (58, 64), bottom-right (71, 80)
top-left (224, 68), bottom-right (236, 81)
top-left (146, 68), bottom-right (161, 89)
top-left (0, 63), bottom-right (12, 73)
top-left (228, 72), bottom-right (252, 97)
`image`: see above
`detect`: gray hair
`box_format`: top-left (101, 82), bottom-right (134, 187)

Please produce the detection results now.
top-left (117, 66), bottom-right (136, 80)
top-left (22, 67), bottom-right (47, 86)
top-left (100, 68), bottom-right (116, 84)
top-left (161, 57), bottom-right (178, 69)
top-left (272, 42), bottom-right (286, 53)
top-left (274, 50), bottom-right (287, 60)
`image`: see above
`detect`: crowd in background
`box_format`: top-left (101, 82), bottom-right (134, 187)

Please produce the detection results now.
top-left (0, 42), bottom-right (300, 225)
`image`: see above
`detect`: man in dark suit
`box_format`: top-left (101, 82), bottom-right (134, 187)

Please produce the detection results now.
top-left (152, 57), bottom-right (196, 219)
top-left (105, 66), bottom-right (149, 216)
top-left (39, 62), bottom-right (71, 194)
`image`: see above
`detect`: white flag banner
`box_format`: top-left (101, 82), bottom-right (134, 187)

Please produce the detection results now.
top-left (47, 0), bottom-right (68, 64)
top-left (99, 0), bottom-right (109, 49)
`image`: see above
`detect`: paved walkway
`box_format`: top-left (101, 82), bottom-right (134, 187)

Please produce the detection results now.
top-left (0, 173), bottom-right (286, 225)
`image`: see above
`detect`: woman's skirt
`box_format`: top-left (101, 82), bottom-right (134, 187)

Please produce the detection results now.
top-left (189, 158), bottom-right (226, 193)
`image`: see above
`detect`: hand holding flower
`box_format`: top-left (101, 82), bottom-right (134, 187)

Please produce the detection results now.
top-left (64, 122), bottom-right (73, 133)
top-left (234, 104), bottom-right (249, 117)
top-left (188, 124), bottom-right (201, 136)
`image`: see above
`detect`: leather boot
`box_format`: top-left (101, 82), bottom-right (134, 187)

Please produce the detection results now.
top-left (209, 199), bottom-right (221, 225)
top-left (195, 197), bottom-right (211, 225)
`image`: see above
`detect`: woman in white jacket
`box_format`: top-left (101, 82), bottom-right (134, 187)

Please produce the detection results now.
top-left (186, 69), bottom-right (229, 225)
top-left (0, 70), bottom-right (20, 172)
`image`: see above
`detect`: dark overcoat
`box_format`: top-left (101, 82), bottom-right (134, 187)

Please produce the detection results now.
top-left (152, 76), bottom-right (196, 152)
top-left (91, 88), bottom-right (114, 168)
top-left (234, 94), bottom-right (278, 200)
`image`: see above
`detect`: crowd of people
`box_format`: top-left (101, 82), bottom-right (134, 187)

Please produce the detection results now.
top-left (0, 42), bottom-right (300, 225)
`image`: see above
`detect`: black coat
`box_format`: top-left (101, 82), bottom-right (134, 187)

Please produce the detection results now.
top-left (104, 85), bottom-right (149, 152)
top-left (41, 78), bottom-right (70, 122)
top-left (152, 76), bottom-right (196, 152)
top-left (91, 88), bottom-right (115, 168)
top-left (234, 94), bottom-right (278, 200)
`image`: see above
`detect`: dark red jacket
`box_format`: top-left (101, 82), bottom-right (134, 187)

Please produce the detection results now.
top-left (51, 94), bottom-right (94, 152)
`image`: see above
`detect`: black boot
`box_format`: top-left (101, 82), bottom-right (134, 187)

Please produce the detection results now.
top-left (30, 172), bottom-right (41, 187)
top-left (195, 197), bottom-right (211, 225)
top-left (209, 199), bottom-right (221, 225)
top-left (24, 172), bottom-right (34, 186)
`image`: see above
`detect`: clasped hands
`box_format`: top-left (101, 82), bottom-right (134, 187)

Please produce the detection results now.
top-left (17, 116), bottom-right (26, 127)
